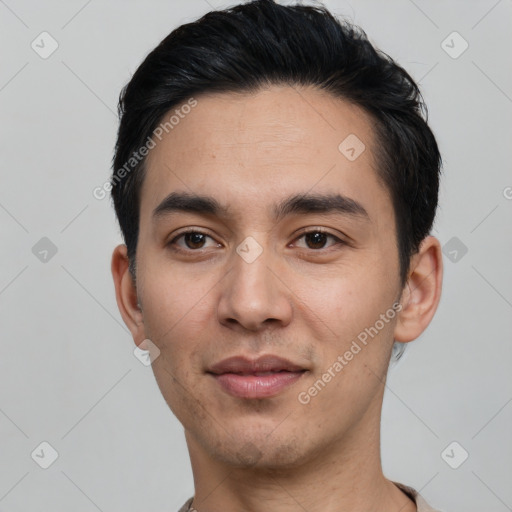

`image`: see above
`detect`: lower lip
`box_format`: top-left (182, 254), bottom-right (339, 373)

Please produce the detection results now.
top-left (211, 371), bottom-right (306, 399)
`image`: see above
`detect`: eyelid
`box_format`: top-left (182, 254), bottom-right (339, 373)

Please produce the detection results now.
top-left (293, 226), bottom-right (344, 239)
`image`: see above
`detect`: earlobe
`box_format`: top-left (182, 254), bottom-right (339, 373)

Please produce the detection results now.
top-left (111, 244), bottom-right (146, 343)
top-left (393, 236), bottom-right (443, 343)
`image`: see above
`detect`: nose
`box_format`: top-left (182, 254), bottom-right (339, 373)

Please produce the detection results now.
top-left (217, 241), bottom-right (293, 332)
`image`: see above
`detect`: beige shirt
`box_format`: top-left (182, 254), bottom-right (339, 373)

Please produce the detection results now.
top-left (394, 482), bottom-right (442, 511)
top-left (177, 481), bottom-right (442, 511)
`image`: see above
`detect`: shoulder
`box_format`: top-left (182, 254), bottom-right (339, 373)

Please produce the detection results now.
top-left (393, 481), bottom-right (444, 512)
top-left (176, 497), bottom-right (194, 512)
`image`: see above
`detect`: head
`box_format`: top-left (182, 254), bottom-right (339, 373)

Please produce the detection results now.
top-left (111, 0), bottom-right (442, 470)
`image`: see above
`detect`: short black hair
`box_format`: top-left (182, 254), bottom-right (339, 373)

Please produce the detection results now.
top-left (111, 0), bottom-right (441, 286)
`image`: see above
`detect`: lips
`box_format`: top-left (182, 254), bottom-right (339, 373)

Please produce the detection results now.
top-left (207, 355), bottom-right (307, 399)
top-left (208, 355), bottom-right (305, 375)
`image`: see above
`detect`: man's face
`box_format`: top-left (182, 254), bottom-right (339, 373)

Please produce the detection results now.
top-left (134, 85), bottom-right (403, 467)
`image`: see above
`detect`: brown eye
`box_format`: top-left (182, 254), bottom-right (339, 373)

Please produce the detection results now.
top-left (294, 229), bottom-right (344, 250)
top-left (304, 231), bottom-right (329, 249)
top-left (183, 232), bottom-right (207, 249)
top-left (169, 230), bottom-right (219, 252)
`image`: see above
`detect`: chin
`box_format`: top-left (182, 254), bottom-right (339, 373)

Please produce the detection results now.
top-left (205, 429), bottom-right (312, 471)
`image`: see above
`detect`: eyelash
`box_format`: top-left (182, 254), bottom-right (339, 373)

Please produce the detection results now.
top-left (168, 228), bottom-right (346, 254)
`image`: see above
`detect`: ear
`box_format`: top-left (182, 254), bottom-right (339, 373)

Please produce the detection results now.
top-left (394, 236), bottom-right (443, 343)
top-left (111, 244), bottom-right (147, 348)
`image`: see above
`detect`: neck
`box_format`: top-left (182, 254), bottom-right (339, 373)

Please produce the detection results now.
top-left (184, 390), bottom-right (416, 512)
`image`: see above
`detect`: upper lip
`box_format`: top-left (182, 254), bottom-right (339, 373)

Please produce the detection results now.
top-left (207, 355), bottom-right (306, 375)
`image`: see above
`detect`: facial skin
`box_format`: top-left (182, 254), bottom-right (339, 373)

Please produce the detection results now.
top-left (112, 85), bottom-right (443, 512)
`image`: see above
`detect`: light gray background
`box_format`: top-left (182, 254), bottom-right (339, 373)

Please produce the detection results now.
top-left (1, 0), bottom-right (511, 511)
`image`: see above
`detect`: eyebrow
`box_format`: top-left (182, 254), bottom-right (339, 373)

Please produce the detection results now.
top-left (152, 191), bottom-right (370, 223)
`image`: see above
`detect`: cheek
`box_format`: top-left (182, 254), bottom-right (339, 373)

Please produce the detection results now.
top-left (301, 264), bottom-right (395, 338)
top-left (141, 277), bottom-right (211, 420)
top-left (141, 262), bottom-right (210, 328)
top-left (296, 267), bottom-right (399, 407)
top-left (139, 271), bottom-right (214, 373)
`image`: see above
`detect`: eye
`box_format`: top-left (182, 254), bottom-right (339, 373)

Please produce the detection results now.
top-left (167, 228), bottom-right (346, 254)
top-left (293, 229), bottom-right (345, 251)
top-left (168, 230), bottom-right (220, 251)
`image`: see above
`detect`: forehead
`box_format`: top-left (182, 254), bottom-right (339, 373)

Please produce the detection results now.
top-left (140, 85), bottom-right (392, 226)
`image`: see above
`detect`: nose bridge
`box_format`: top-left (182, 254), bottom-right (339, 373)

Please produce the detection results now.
top-left (217, 234), bottom-right (292, 330)
top-left (234, 235), bottom-right (272, 291)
